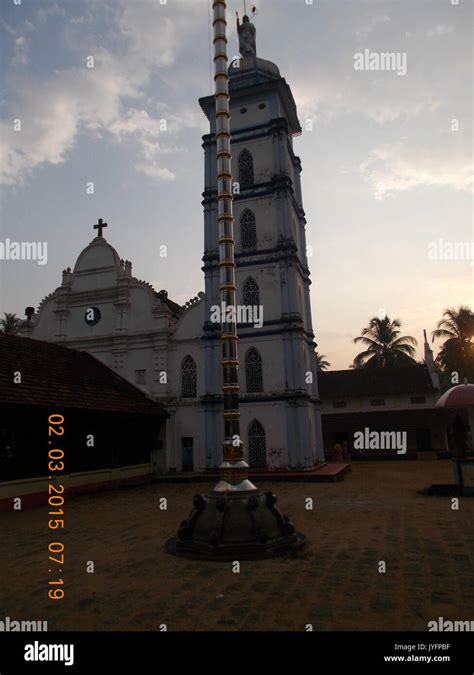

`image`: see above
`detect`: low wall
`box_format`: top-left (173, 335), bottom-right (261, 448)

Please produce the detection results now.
top-left (0, 464), bottom-right (154, 512)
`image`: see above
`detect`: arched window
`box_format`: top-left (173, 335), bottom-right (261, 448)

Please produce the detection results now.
top-left (246, 347), bottom-right (263, 393)
top-left (239, 149), bottom-right (254, 187)
top-left (243, 277), bottom-right (260, 306)
top-left (240, 209), bottom-right (257, 250)
top-left (248, 419), bottom-right (266, 468)
top-left (181, 355), bottom-right (197, 398)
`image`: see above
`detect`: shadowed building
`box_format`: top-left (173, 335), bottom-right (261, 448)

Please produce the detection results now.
top-left (0, 333), bottom-right (168, 510)
top-left (319, 348), bottom-right (451, 458)
top-left (19, 15), bottom-right (325, 475)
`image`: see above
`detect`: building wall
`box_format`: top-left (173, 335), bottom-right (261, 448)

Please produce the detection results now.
top-left (322, 408), bottom-right (449, 455)
top-left (322, 391), bottom-right (440, 415)
top-left (20, 66), bottom-right (326, 473)
top-left (200, 69), bottom-right (325, 469)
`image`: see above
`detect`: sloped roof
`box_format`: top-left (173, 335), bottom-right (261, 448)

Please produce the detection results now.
top-left (318, 365), bottom-right (436, 398)
top-left (0, 333), bottom-right (168, 416)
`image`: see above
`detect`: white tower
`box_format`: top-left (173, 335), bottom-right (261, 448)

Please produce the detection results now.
top-left (200, 13), bottom-right (324, 470)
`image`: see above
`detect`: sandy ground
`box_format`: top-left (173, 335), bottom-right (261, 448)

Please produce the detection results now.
top-left (1, 461), bottom-right (473, 632)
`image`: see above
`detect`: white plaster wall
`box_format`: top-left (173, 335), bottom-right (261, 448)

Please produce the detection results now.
top-left (321, 391), bottom-right (440, 414)
top-left (172, 405), bottom-right (205, 472)
top-left (235, 265), bottom-right (282, 323)
top-left (230, 96), bottom-right (272, 129)
top-left (240, 401), bottom-right (289, 469)
top-left (174, 302), bottom-right (205, 340)
top-left (234, 196), bottom-right (279, 250)
top-left (237, 334), bottom-right (286, 392)
top-left (232, 137), bottom-right (273, 184)
top-left (128, 286), bottom-right (156, 330)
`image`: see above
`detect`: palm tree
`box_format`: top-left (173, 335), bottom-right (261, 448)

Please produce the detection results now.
top-left (352, 316), bottom-right (417, 368)
top-left (0, 312), bottom-right (22, 335)
top-left (315, 352), bottom-right (331, 371)
top-left (431, 306), bottom-right (474, 381)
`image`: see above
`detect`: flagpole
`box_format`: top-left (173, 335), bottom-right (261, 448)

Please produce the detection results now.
top-left (212, 0), bottom-right (256, 494)
top-left (166, 1), bottom-right (305, 560)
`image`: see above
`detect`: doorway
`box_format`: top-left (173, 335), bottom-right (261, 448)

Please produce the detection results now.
top-left (181, 437), bottom-right (194, 472)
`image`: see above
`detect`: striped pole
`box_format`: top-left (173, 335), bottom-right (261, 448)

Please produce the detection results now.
top-left (212, 0), bottom-right (256, 492)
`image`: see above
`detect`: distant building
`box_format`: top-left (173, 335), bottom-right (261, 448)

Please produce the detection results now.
top-left (318, 347), bottom-right (451, 457)
top-left (0, 333), bottom-right (168, 511)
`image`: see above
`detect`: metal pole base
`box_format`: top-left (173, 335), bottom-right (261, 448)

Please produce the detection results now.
top-left (166, 490), bottom-right (306, 561)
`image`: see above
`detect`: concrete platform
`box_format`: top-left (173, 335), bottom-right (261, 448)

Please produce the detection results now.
top-left (153, 462), bottom-right (351, 484)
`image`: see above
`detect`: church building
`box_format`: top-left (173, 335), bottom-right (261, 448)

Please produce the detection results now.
top-left (20, 16), bottom-right (325, 474)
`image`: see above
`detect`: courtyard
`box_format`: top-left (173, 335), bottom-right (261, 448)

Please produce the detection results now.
top-left (1, 461), bottom-right (473, 632)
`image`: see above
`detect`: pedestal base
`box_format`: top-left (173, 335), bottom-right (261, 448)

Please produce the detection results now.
top-left (166, 490), bottom-right (306, 561)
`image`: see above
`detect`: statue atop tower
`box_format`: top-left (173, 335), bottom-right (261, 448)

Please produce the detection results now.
top-left (236, 12), bottom-right (256, 56)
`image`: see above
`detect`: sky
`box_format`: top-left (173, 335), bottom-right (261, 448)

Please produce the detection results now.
top-left (0, 0), bottom-right (472, 369)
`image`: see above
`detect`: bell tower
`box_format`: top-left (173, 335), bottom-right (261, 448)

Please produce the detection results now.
top-left (200, 11), bottom-right (324, 470)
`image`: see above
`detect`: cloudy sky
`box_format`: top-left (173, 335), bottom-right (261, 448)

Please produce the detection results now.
top-left (0, 0), bottom-right (472, 368)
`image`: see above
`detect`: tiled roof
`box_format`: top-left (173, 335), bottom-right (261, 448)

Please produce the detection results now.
top-left (318, 365), bottom-right (436, 399)
top-left (0, 333), bottom-right (168, 416)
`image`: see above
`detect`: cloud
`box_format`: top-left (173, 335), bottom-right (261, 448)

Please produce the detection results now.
top-left (355, 14), bottom-right (391, 38)
top-left (294, 74), bottom-right (442, 125)
top-left (426, 24), bottom-right (454, 37)
top-left (360, 142), bottom-right (474, 199)
top-left (135, 164), bottom-right (175, 181)
top-left (117, 1), bottom-right (178, 71)
top-left (11, 35), bottom-right (29, 65)
top-left (0, 48), bottom-right (135, 185)
top-left (2, 21), bottom-right (17, 37)
top-left (289, 1), bottom-right (468, 128)
top-left (0, 0), bottom-right (206, 186)
top-left (0, 54), bottom-right (160, 185)
top-left (2, 21), bottom-right (30, 66)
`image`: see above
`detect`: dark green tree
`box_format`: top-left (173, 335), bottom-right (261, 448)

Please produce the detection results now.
top-left (432, 306), bottom-right (474, 381)
top-left (353, 316), bottom-right (417, 368)
top-left (315, 352), bottom-right (331, 371)
top-left (0, 312), bottom-right (22, 335)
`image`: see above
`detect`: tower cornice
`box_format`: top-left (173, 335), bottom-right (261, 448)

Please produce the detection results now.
top-left (199, 78), bottom-right (301, 135)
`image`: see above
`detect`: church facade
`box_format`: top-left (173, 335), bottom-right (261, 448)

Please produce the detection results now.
top-left (20, 21), bottom-right (325, 474)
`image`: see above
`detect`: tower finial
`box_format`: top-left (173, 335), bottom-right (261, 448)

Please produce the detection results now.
top-left (236, 5), bottom-right (257, 56)
top-left (93, 218), bottom-right (108, 238)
